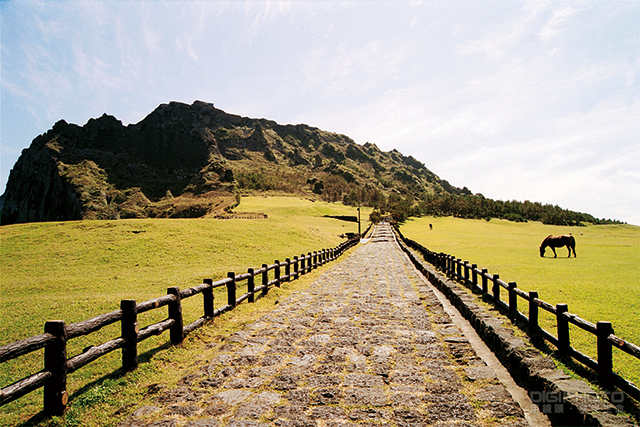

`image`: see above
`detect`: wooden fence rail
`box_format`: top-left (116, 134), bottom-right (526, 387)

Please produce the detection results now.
top-left (394, 226), bottom-right (640, 401)
top-left (0, 236), bottom-right (361, 415)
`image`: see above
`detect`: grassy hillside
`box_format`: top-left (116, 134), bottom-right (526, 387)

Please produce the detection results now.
top-left (399, 216), bottom-right (640, 387)
top-left (0, 196), bottom-right (369, 425)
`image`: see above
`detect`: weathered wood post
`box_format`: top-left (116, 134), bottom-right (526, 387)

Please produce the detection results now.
top-left (274, 261), bottom-right (281, 287)
top-left (556, 303), bottom-right (570, 355)
top-left (227, 272), bottom-right (237, 306)
top-left (307, 252), bottom-right (312, 272)
top-left (313, 251), bottom-right (318, 269)
top-left (44, 320), bottom-right (68, 416)
top-left (300, 254), bottom-right (306, 275)
top-left (597, 321), bottom-right (614, 386)
top-left (482, 269), bottom-right (489, 295)
top-left (456, 259), bottom-right (462, 280)
top-left (285, 258), bottom-right (291, 282)
top-left (471, 264), bottom-right (478, 293)
top-left (121, 299), bottom-right (138, 371)
top-left (262, 264), bottom-right (269, 296)
top-left (463, 261), bottom-right (470, 287)
top-left (293, 256), bottom-right (299, 280)
top-left (203, 278), bottom-right (214, 318)
top-left (247, 268), bottom-right (255, 303)
top-left (508, 282), bottom-right (517, 319)
top-left (492, 274), bottom-right (500, 302)
top-left (167, 287), bottom-right (183, 344)
top-left (529, 291), bottom-right (539, 337)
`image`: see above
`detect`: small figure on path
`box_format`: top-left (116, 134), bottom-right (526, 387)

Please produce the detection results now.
top-left (540, 234), bottom-right (576, 258)
top-left (429, 223), bottom-right (433, 230)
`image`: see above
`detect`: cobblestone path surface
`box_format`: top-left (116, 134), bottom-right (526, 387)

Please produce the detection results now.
top-left (119, 224), bottom-right (529, 427)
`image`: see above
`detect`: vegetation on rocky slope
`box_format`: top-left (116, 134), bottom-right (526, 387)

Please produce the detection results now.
top-left (0, 100), bottom-right (621, 226)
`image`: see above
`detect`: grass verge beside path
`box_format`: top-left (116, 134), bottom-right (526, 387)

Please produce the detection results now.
top-left (0, 196), bottom-right (367, 426)
top-left (39, 256), bottom-right (339, 427)
top-left (399, 216), bottom-right (640, 390)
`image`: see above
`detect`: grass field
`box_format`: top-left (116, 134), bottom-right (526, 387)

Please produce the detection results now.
top-left (0, 196), bottom-right (368, 426)
top-left (399, 216), bottom-right (640, 388)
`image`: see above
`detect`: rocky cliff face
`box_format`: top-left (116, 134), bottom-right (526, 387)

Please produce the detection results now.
top-left (1, 100), bottom-right (469, 225)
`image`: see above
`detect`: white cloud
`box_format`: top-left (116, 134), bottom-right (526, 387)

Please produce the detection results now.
top-left (538, 5), bottom-right (580, 42)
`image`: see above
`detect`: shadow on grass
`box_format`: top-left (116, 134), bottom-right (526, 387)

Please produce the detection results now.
top-left (14, 288), bottom-right (287, 427)
top-left (16, 339), bottom-right (179, 427)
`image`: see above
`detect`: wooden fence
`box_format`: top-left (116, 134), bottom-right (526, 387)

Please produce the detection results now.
top-left (0, 236), bottom-right (361, 415)
top-left (213, 212), bottom-right (268, 220)
top-left (394, 227), bottom-right (640, 401)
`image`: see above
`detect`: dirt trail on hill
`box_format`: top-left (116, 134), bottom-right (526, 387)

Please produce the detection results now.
top-left (117, 223), bottom-right (532, 427)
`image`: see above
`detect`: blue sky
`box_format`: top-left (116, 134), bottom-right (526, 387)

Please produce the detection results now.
top-left (1, 1), bottom-right (639, 224)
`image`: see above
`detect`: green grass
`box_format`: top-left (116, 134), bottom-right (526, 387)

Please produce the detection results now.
top-left (399, 216), bottom-right (640, 388)
top-left (0, 196), bottom-right (368, 426)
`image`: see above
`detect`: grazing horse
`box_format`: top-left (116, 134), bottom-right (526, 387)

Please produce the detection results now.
top-left (540, 235), bottom-right (576, 258)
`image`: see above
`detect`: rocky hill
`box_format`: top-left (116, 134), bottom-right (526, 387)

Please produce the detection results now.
top-left (0, 100), bottom-right (470, 225)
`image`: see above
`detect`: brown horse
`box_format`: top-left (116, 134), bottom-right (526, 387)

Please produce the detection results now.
top-left (540, 235), bottom-right (576, 258)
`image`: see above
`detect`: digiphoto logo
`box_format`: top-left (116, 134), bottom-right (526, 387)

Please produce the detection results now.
top-left (604, 391), bottom-right (626, 412)
top-left (529, 391), bottom-right (567, 415)
top-left (529, 390), bottom-right (626, 414)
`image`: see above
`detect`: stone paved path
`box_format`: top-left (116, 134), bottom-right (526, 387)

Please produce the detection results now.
top-left (119, 223), bottom-right (529, 427)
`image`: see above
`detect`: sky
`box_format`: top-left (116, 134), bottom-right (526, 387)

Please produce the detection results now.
top-left (1, 1), bottom-right (639, 224)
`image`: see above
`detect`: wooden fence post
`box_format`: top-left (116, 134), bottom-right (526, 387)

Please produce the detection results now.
top-left (300, 254), bottom-right (306, 275)
top-left (274, 261), bottom-right (281, 287)
top-left (293, 256), bottom-right (299, 280)
top-left (463, 261), bottom-right (469, 287)
top-left (227, 272), bottom-right (237, 306)
top-left (167, 287), bottom-right (183, 344)
top-left (43, 320), bottom-right (68, 416)
top-left (247, 268), bottom-right (255, 303)
top-left (456, 259), bottom-right (462, 280)
top-left (262, 264), bottom-right (269, 296)
top-left (529, 291), bottom-right (539, 338)
top-left (482, 269), bottom-right (488, 295)
top-left (597, 321), bottom-right (614, 385)
top-left (307, 252), bottom-right (312, 272)
top-left (203, 278), bottom-right (214, 318)
top-left (313, 251), bottom-right (318, 269)
top-left (556, 303), bottom-right (570, 355)
top-left (492, 274), bottom-right (500, 302)
top-left (121, 299), bottom-right (138, 371)
top-left (285, 259), bottom-right (291, 282)
top-left (471, 264), bottom-right (478, 293)
top-left (508, 282), bottom-right (517, 319)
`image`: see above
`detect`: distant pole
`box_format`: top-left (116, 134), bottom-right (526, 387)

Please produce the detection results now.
top-left (357, 206), bottom-right (361, 236)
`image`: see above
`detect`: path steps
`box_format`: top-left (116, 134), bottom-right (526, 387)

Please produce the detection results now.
top-left (117, 223), bottom-right (531, 427)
